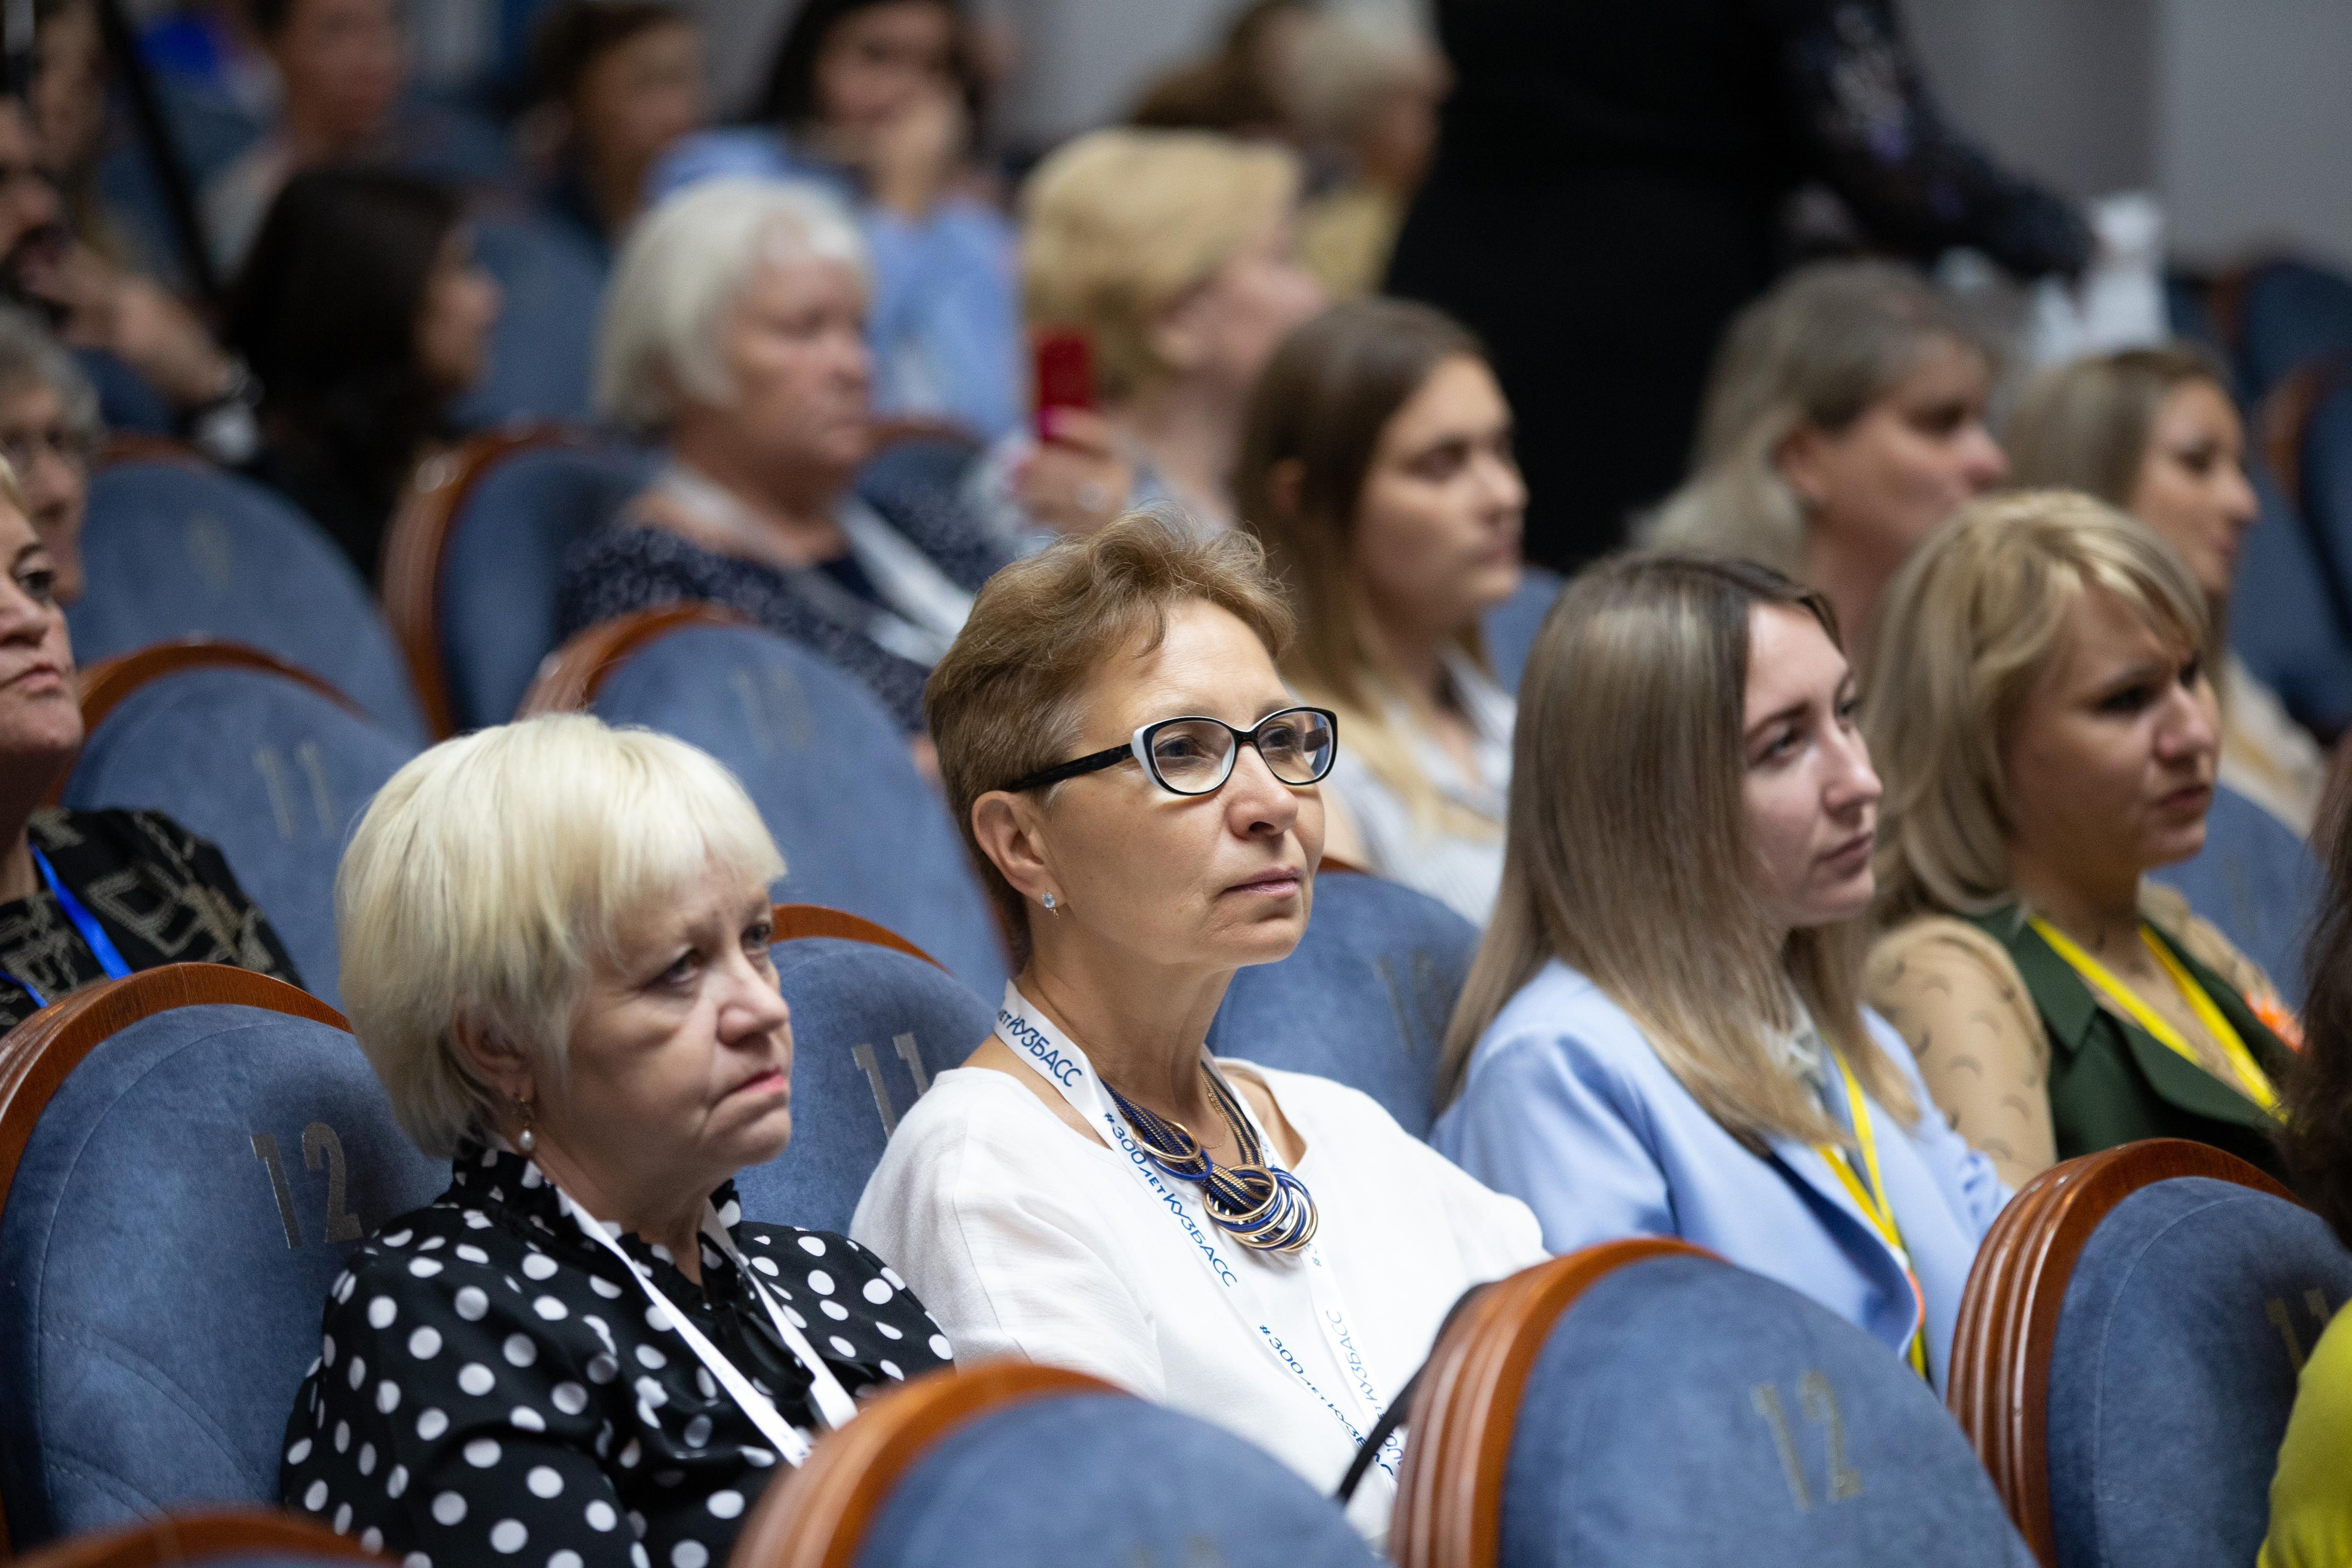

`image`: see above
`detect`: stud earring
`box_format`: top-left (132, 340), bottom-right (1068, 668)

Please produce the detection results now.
top-left (1042, 892), bottom-right (1060, 914)
top-left (515, 1094), bottom-right (536, 1155)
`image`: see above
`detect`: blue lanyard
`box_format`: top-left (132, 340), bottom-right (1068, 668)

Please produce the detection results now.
top-left (32, 845), bottom-right (132, 983)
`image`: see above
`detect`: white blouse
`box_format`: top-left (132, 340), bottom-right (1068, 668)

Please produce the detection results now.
top-left (850, 1059), bottom-right (1545, 1542)
top-left (1323, 649), bottom-right (1514, 926)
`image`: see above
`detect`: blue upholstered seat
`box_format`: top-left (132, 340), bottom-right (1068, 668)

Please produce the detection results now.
top-left (2237, 260), bottom-right (2352, 403)
top-left (1500, 1252), bottom-right (2032, 1566)
top-left (2147, 782), bottom-right (2324, 1007)
top-left (2232, 462), bottom-right (2352, 736)
top-left (61, 666), bottom-right (418, 1007)
top-left (437, 441), bottom-right (655, 732)
top-left (850, 1392), bottom-right (1377, 1568)
top-left (2280, 379), bottom-right (2352, 728)
top-left (446, 214), bottom-right (608, 430)
top-left (69, 462), bottom-right (428, 745)
top-left (0, 1004), bottom-right (446, 1548)
top-left (590, 621), bottom-right (1007, 997)
top-left (734, 936), bottom-right (994, 1236)
top-left (1209, 870), bottom-right (1477, 1137)
top-left (2044, 1175), bottom-right (2352, 1568)
top-left (1481, 564), bottom-right (1564, 696)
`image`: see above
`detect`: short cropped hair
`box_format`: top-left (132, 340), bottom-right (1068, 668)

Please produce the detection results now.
top-left (1864, 489), bottom-right (2209, 927)
top-left (595, 177), bottom-right (867, 432)
top-left (1021, 128), bottom-right (1300, 405)
top-left (337, 714), bottom-right (787, 1157)
top-left (925, 511), bottom-right (1294, 950)
top-left (0, 304), bottom-right (99, 455)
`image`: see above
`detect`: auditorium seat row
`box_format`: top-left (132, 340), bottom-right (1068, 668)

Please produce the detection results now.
top-left (0, 942), bottom-right (2327, 1566)
top-left (55, 618), bottom-right (1484, 1087)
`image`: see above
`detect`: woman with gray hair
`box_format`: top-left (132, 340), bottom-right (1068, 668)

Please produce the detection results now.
top-left (0, 305), bottom-right (101, 605)
top-left (556, 177), bottom-right (1007, 734)
top-left (1642, 260), bottom-right (2007, 661)
top-left (280, 713), bottom-right (950, 1567)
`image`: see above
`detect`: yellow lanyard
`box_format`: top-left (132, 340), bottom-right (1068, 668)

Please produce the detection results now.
top-left (2029, 917), bottom-right (2281, 1117)
top-left (1817, 1050), bottom-right (1930, 1380)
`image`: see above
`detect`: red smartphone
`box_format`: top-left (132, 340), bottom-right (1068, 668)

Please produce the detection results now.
top-left (1033, 329), bottom-right (1094, 440)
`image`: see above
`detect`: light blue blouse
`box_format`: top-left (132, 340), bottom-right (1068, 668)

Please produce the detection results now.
top-left (1432, 959), bottom-right (2009, 1391)
top-left (649, 129), bottom-right (1021, 443)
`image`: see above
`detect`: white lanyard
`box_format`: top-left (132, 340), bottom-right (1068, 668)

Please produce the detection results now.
top-left (995, 984), bottom-right (1404, 1492)
top-left (559, 1187), bottom-right (859, 1467)
top-left (654, 464), bottom-right (968, 665)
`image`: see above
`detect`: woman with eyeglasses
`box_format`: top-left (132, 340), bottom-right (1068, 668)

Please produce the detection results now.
top-left (853, 511), bottom-right (1544, 1545)
top-left (0, 305), bottom-right (100, 605)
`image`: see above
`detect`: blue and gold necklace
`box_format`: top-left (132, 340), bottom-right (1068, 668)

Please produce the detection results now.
top-left (1105, 1066), bottom-right (1319, 1254)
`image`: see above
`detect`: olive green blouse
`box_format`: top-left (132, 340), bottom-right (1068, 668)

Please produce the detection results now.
top-left (1865, 897), bottom-right (2291, 1188)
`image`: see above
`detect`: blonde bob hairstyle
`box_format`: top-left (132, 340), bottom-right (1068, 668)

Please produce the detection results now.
top-left (337, 714), bottom-right (786, 1157)
top-left (925, 509), bottom-right (1293, 960)
top-left (1440, 551), bottom-right (1914, 1146)
top-left (595, 175), bottom-right (868, 432)
top-left (1863, 489), bottom-right (2210, 928)
top-left (1021, 128), bottom-right (1301, 406)
top-left (1642, 260), bottom-right (1990, 573)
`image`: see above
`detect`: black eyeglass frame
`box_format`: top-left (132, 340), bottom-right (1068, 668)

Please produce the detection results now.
top-left (1000, 706), bottom-right (1340, 797)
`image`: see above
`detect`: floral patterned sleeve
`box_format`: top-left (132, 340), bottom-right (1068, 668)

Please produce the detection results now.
top-left (1865, 918), bottom-right (2058, 1191)
top-left (1771, 0), bottom-right (2092, 279)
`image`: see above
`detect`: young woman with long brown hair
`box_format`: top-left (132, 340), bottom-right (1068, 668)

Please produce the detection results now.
top-left (1432, 551), bottom-right (2004, 1388)
top-left (1236, 297), bottom-right (1524, 922)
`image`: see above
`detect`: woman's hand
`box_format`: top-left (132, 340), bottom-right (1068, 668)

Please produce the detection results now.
top-left (15, 241), bottom-right (235, 409)
top-left (1014, 407), bottom-right (1132, 536)
top-left (863, 86), bottom-right (965, 220)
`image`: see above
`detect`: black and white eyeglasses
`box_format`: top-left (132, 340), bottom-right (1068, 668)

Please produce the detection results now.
top-left (1002, 706), bottom-right (1339, 798)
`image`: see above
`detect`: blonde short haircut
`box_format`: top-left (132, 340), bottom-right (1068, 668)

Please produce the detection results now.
top-left (925, 510), bottom-right (1293, 955)
top-left (595, 176), bottom-right (867, 432)
top-left (1021, 128), bottom-right (1301, 405)
top-left (337, 714), bottom-right (787, 1157)
top-left (1864, 489), bottom-right (2209, 927)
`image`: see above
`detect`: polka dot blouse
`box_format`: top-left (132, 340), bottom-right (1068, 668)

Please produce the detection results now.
top-left (280, 1144), bottom-right (952, 1568)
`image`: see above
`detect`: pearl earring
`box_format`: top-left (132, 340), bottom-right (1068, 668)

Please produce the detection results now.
top-left (515, 1094), bottom-right (536, 1154)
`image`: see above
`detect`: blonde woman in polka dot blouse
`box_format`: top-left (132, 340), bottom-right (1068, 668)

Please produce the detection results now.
top-left (280, 717), bottom-right (951, 1568)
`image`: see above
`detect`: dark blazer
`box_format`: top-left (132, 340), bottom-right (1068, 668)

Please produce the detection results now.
top-left (1968, 906), bottom-right (2291, 1182)
top-left (1387, 0), bottom-right (2089, 573)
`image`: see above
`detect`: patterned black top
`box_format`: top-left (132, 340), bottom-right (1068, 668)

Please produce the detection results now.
top-left (555, 463), bottom-right (1009, 734)
top-left (0, 807), bottom-right (303, 1033)
top-left (280, 1145), bottom-right (952, 1568)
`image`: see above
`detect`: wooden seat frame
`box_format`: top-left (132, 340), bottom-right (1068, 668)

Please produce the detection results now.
top-left (43, 639), bottom-right (371, 810)
top-left (1944, 1138), bottom-right (2296, 1566)
top-left (1389, 1237), bottom-right (1711, 1568)
top-left (378, 422), bottom-right (598, 739)
top-left (727, 1362), bottom-right (1114, 1568)
top-left (0, 965), bottom-right (347, 1555)
top-left (8, 1506), bottom-right (377, 1568)
top-left (769, 904), bottom-right (942, 971)
top-left (515, 603), bottom-right (752, 719)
